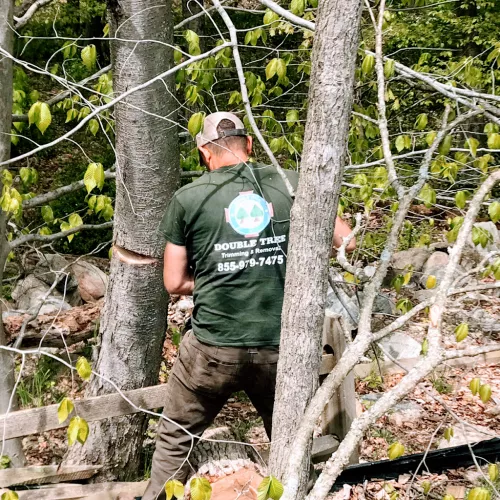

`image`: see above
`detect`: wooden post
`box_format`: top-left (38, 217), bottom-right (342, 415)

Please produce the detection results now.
top-left (320, 310), bottom-right (358, 464)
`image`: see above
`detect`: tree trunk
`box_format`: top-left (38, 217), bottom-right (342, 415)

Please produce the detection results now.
top-left (0, 0), bottom-right (26, 467)
top-left (269, 0), bottom-right (363, 496)
top-left (64, 0), bottom-right (179, 480)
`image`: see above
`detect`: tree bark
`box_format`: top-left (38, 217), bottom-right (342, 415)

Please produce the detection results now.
top-left (269, 0), bottom-right (362, 496)
top-left (0, 0), bottom-right (26, 467)
top-left (63, 0), bottom-right (179, 480)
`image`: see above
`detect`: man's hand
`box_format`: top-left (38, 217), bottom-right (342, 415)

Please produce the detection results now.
top-left (164, 242), bottom-right (194, 295)
top-left (332, 216), bottom-right (356, 253)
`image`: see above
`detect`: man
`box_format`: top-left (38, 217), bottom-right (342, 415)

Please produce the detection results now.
top-left (142, 112), bottom-right (355, 500)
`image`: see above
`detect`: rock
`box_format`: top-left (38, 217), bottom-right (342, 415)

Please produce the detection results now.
top-left (311, 435), bottom-right (340, 463)
top-left (71, 261), bottom-right (108, 302)
top-left (12, 275), bottom-right (51, 311)
top-left (11, 275), bottom-right (71, 315)
top-left (35, 254), bottom-right (78, 290)
top-left (413, 289), bottom-right (436, 303)
top-left (466, 221), bottom-right (500, 256)
top-left (419, 251), bottom-right (449, 288)
top-left (424, 251), bottom-right (450, 271)
top-left (361, 393), bottom-right (423, 424)
top-left (438, 424), bottom-right (497, 449)
top-left (176, 297), bottom-right (194, 312)
top-left (378, 331), bottom-right (422, 360)
top-left (392, 247), bottom-right (431, 273)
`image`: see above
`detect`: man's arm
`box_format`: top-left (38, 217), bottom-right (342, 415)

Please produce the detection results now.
top-left (163, 242), bottom-right (194, 295)
top-left (332, 216), bottom-right (356, 253)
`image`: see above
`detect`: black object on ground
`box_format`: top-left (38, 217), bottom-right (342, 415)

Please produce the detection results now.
top-left (332, 438), bottom-right (500, 489)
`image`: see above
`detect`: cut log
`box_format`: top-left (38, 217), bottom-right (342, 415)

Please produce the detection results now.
top-left (0, 464), bottom-right (102, 487)
top-left (3, 302), bottom-right (101, 348)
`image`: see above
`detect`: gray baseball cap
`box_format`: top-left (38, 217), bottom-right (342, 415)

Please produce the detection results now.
top-left (196, 112), bottom-right (247, 148)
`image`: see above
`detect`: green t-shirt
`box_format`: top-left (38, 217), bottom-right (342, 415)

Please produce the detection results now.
top-left (160, 163), bottom-right (299, 347)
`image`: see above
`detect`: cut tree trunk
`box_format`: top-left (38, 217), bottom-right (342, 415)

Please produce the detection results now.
top-left (269, 0), bottom-right (363, 497)
top-left (0, 0), bottom-right (26, 467)
top-left (63, 0), bottom-right (179, 480)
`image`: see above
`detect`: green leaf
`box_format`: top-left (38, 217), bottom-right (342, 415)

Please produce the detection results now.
top-left (384, 59), bottom-right (395, 79)
top-left (438, 135), bottom-right (452, 156)
top-left (487, 133), bottom-right (500, 149)
top-left (468, 488), bottom-right (491, 500)
top-left (488, 201), bottom-right (500, 223)
top-left (88, 119), bottom-right (99, 136)
top-left (19, 167), bottom-right (30, 185)
top-left (418, 183), bottom-right (436, 208)
top-left (465, 137), bottom-right (479, 157)
top-left (264, 9), bottom-right (279, 24)
top-left (41, 205), bottom-right (54, 223)
top-left (188, 112), bottom-right (205, 137)
top-left (488, 464), bottom-right (499, 482)
top-left (62, 41), bottom-right (77, 60)
top-left (426, 131), bottom-right (437, 147)
top-left (388, 442), bottom-right (405, 460)
top-left (28, 101), bottom-right (41, 127)
top-left (257, 475), bottom-right (284, 500)
top-left (290, 0), bottom-right (305, 15)
top-left (396, 297), bottom-right (412, 314)
top-left (39, 227), bottom-right (52, 236)
top-left (479, 384), bottom-right (491, 403)
top-left (454, 323), bottom-right (468, 342)
top-left (361, 54), bottom-right (374, 76)
top-left (81, 45), bottom-right (97, 71)
top-left (58, 397), bottom-right (74, 423)
top-left (455, 191), bottom-right (467, 209)
top-left (286, 109), bottom-right (299, 128)
top-left (420, 338), bottom-right (428, 356)
top-left (1, 491), bottom-right (19, 500)
top-left (472, 225), bottom-right (493, 248)
top-left (165, 479), bottom-right (184, 500)
top-left (84, 163), bottom-right (104, 194)
top-left (415, 113), bottom-right (428, 131)
top-left (29, 89), bottom-right (40, 104)
top-left (190, 477), bottom-right (212, 500)
top-left (469, 377), bottom-right (481, 396)
top-left (443, 427), bottom-right (454, 442)
top-left (66, 108), bottom-right (78, 123)
top-left (76, 356), bottom-right (92, 381)
top-left (395, 135), bottom-right (410, 152)
top-left (67, 416), bottom-right (89, 445)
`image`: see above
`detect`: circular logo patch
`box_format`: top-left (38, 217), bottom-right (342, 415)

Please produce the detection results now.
top-left (227, 192), bottom-right (271, 236)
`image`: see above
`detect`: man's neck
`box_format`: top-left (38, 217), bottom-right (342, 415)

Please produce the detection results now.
top-left (209, 154), bottom-right (249, 171)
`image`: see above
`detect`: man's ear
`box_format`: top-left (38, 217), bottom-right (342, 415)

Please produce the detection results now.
top-left (198, 146), bottom-right (211, 168)
top-left (246, 136), bottom-right (253, 155)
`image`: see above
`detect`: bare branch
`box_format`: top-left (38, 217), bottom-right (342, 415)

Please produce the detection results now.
top-left (14, 0), bottom-right (54, 29)
top-left (365, 0), bottom-right (403, 197)
top-left (256, 0), bottom-right (316, 30)
top-left (10, 221), bottom-right (113, 248)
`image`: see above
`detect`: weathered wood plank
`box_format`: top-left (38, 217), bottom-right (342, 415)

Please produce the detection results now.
top-left (0, 481), bottom-right (148, 499)
top-left (321, 312), bottom-right (358, 464)
top-left (0, 384), bottom-right (169, 440)
top-left (0, 465), bottom-right (102, 488)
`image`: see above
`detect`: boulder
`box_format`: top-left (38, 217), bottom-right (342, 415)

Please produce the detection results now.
top-left (378, 331), bottom-right (422, 360)
top-left (11, 275), bottom-right (71, 315)
top-left (71, 261), bottom-right (108, 302)
top-left (419, 251), bottom-right (449, 288)
top-left (466, 221), bottom-right (500, 256)
top-left (391, 247), bottom-right (431, 273)
top-left (35, 254), bottom-right (78, 291)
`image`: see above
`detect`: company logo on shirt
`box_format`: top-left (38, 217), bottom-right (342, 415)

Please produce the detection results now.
top-left (225, 191), bottom-right (273, 237)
